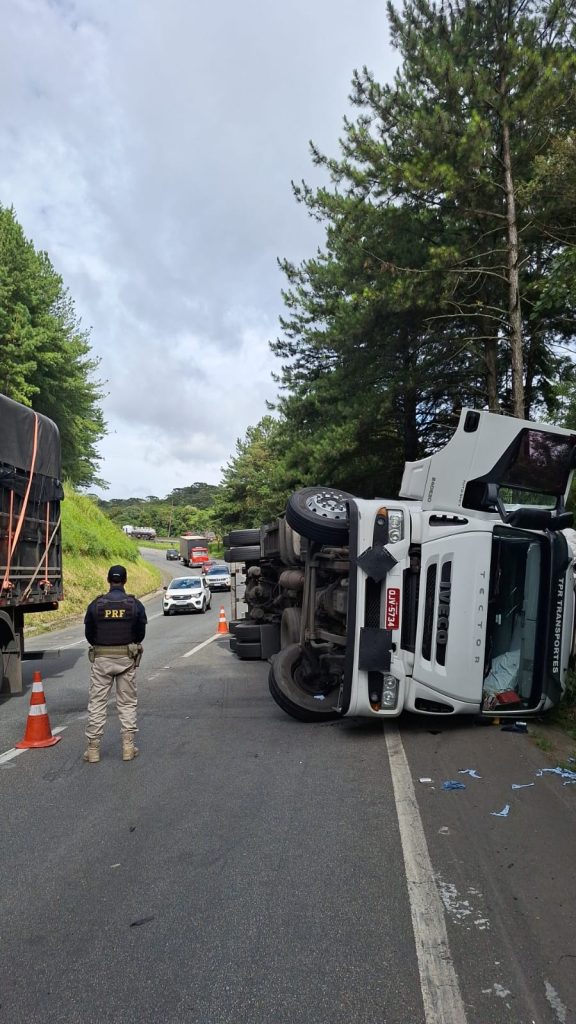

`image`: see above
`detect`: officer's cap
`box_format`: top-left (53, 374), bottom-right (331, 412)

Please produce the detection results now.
top-left (107, 564), bottom-right (127, 584)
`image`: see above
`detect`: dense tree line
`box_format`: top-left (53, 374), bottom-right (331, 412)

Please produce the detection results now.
top-left (0, 205), bottom-right (106, 487)
top-left (97, 482), bottom-right (222, 538)
top-left (216, 0), bottom-right (576, 530)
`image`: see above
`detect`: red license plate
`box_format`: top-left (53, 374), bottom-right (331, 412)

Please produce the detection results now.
top-left (385, 588), bottom-right (400, 630)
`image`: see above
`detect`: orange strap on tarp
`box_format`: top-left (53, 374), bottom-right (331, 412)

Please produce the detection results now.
top-left (20, 512), bottom-right (62, 603)
top-left (1, 490), bottom-right (15, 591)
top-left (42, 500), bottom-right (51, 589)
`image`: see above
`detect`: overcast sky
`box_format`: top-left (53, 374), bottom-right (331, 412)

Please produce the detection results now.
top-left (1, 0), bottom-right (396, 498)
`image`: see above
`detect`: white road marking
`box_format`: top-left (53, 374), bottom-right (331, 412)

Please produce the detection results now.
top-left (545, 981), bottom-right (568, 1023)
top-left (28, 639), bottom-right (86, 652)
top-left (0, 724), bottom-right (67, 764)
top-left (182, 634), bottom-right (223, 658)
top-left (385, 726), bottom-right (467, 1024)
top-left (1, 632), bottom-right (224, 762)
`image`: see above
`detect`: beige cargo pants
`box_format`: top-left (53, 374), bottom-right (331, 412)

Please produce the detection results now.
top-left (86, 654), bottom-right (138, 740)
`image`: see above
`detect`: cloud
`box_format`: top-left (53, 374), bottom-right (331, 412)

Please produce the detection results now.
top-left (1, 0), bottom-right (395, 497)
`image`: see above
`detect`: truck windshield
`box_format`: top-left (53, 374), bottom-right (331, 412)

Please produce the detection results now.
top-left (483, 528), bottom-right (546, 709)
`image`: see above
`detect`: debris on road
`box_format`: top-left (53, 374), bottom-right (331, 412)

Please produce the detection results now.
top-left (501, 721), bottom-right (528, 733)
top-left (491, 804), bottom-right (510, 817)
top-left (511, 783), bottom-right (535, 790)
top-left (536, 766), bottom-right (576, 784)
top-left (442, 780), bottom-right (466, 790)
top-left (458, 768), bottom-right (482, 779)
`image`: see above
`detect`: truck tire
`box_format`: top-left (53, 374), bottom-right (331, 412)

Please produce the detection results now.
top-left (268, 644), bottom-right (342, 722)
top-left (233, 622), bottom-right (261, 642)
top-left (225, 545), bottom-right (261, 563)
top-left (229, 637), bottom-right (237, 653)
top-left (228, 529), bottom-right (261, 546)
top-left (235, 641), bottom-right (262, 660)
top-left (280, 607), bottom-right (302, 647)
top-left (286, 487), bottom-right (353, 545)
top-left (278, 519), bottom-right (302, 565)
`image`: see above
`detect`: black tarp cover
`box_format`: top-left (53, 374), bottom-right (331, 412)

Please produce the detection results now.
top-left (0, 393), bottom-right (61, 480)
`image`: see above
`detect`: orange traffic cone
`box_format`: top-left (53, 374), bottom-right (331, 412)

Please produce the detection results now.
top-left (16, 671), bottom-right (61, 749)
top-left (217, 606), bottom-right (229, 634)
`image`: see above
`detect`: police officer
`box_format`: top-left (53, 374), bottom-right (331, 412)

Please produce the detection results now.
top-left (83, 565), bottom-right (147, 764)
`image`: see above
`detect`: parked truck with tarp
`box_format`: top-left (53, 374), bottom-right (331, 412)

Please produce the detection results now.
top-left (0, 394), bottom-right (64, 697)
top-left (225, 408), bottom-right (576, 723)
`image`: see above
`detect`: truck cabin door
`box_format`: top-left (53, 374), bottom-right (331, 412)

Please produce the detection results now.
top-left (400, 409), bottom-right (576, 530)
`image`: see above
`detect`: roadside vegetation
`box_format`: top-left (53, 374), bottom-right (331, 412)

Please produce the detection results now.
top-left (26, 488), bottom-right (162, 636)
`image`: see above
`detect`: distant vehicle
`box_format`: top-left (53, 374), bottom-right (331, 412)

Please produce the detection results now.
top-left (162, 576), bottom-right (212, 615)
top-left (165, 548), bottom-right (180, 561)
top-left (131, 527), bottom-right (157, 541)
top-left (201, 559), bottom-right (218, 575)
top-left (179, 535), bottom-right (210, 567)
top-left (205, 565), bottom-right (231, 592)
top-left (122, 525), bottom-right (157, 540)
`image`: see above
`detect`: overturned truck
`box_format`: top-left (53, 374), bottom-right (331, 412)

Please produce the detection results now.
top-left (0, 395), bottom-right (63, 697)
top-left (225, 409), bottom-right (576, 722)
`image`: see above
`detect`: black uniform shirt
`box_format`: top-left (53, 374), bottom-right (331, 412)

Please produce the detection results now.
top-left (84, 585), bottom-right (147, 646)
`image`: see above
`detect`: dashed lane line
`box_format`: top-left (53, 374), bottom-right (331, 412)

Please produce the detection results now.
top-left (182, 633), bottom-right (223, 658)
top-left (0, 636), bottom-right (225, 762)
top-left (0, 725), bottom-right (68, 765)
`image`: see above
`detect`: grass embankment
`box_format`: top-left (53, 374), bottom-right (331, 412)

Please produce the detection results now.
top-left (26, 488), bottom-right (162, 636)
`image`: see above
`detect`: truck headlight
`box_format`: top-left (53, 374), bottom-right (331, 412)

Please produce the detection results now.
top-left (381, 673), bottom-right (399, 709)
top-left (388, 510), bottom-right (404, 544)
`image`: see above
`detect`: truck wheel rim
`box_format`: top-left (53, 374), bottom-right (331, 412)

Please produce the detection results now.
top-left (305, 491), bottom-right (348, 520)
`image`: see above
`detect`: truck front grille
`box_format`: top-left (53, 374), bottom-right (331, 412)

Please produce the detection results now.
top-left (421, 565), bottom-right (437, 660)
top-left (420, 560), bottom-right (452, 665)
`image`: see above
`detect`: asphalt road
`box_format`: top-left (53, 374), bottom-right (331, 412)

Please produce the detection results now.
top-left (1, 550), bottom-right (575, 1024)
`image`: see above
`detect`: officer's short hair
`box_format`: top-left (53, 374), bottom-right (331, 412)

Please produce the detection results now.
top-left (107, 564), bottom-right (127, 585)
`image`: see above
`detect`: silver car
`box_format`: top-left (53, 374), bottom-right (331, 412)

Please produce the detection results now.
top-left (205, 565), bottom-right (232, 592)
top-left (162, 576), bottom-right (212, 615)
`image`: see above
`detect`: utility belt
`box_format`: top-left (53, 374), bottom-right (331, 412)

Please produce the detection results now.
top-left (88, 643), bottom-right (143, 665)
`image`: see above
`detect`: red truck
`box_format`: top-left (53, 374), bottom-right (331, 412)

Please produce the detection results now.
top-left (179, 535), bottom-right (210, 567)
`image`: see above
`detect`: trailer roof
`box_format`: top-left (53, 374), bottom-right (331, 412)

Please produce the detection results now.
top-left (0, 393), bottom-right (61, 479)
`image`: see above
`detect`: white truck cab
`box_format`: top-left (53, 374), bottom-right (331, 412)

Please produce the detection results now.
top-left (226, 409), bottom-right (576, 722)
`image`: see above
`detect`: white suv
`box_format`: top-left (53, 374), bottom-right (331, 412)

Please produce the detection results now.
top-left (162, 576), bottom-right (212, 615)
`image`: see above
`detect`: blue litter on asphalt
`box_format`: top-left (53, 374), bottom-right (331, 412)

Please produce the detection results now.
top-left (491, 804), bottom-right (510, 817)
top-left (536, 767), bottom-right (576, 784)
top-left (442, 780), bottom-right (466, 790)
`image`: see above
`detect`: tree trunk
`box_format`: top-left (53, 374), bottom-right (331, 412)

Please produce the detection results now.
top-left (483, 318), bottom-right (500, 412)
top-left (502, 121), bottom-right (525, 418)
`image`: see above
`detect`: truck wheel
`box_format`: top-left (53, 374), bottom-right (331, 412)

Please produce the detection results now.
top-left (235, 641), bottom-right (262, 660)
top-left (229, 637), bottom-right (237, 653)
top-left (225, 545), bottom-right (261, 563)
top-left (268, 644), bottom-right (342, 722)
top-left (278, 519), bottom-right (302, 565)
top-left (286, 487), bottom-right (352, 545)
top-left (228, 529), bottom-right (261, 546)
top-left (280, 607), bottom-right (302, 647)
